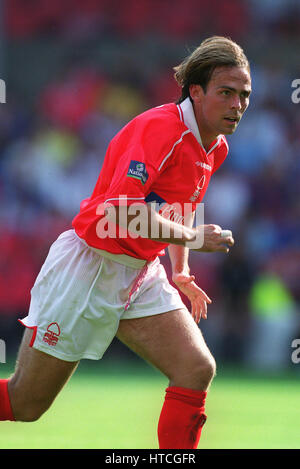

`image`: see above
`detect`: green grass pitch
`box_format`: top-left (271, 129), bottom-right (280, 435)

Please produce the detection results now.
top-left (1, 358), bottom-right (300, 449)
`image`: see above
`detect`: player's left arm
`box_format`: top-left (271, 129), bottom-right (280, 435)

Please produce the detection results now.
top-left (168, 211), bottom-right (212, 323)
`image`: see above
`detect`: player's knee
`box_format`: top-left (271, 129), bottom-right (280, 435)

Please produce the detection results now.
top-left (8, 381), bottom-right (50, 422)
top-left (14, 397), bottom-right (52, 422)
top-left (172, 351), bottom-right (216, 390)
top-left (16, 403), bottom-right (48, 422)
top-left (189, 353), bottom-right (216, 390)
top-left (198, 354), bottom-right (216, 385)
top-left (12, 396), bottom-right (49, 422)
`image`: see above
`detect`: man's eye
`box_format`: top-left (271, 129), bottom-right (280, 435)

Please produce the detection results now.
top-left (221, 90), bottom-right (230, 96)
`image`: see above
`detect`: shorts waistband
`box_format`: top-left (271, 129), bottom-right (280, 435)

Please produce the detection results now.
top-left (73, 231), bottom-right (148, 269)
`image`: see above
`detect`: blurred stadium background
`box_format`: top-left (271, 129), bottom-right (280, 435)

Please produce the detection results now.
top-left (1, 0), bottom-right (300, 449)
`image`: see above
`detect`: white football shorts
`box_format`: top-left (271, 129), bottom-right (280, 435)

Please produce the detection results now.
top-left (20, 229), bottom-right (187, 362)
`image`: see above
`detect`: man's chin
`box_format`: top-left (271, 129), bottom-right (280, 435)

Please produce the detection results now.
top-left (221, 123), bottom-right (239, 135)
top-left (222, 127), bottom-right (237, 135)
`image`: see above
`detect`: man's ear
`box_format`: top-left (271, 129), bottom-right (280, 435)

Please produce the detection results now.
top-left (189, 84), bottom-right (205, 103)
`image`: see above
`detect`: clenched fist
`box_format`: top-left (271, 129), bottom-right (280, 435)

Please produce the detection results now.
top-left (193, 224), bottom-right (234, 253)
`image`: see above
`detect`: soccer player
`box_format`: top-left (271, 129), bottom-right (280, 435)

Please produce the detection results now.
top-left (0, 36), bottom-right (251, 449)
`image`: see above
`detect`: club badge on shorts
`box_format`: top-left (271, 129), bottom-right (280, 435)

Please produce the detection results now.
top-left (43, 322), bottom-right (61, 346)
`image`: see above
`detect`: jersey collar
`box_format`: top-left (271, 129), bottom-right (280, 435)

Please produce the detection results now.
top-left (178, 97), bottom-right (221, 154)
top-left (178, 97), bottom-right (202, 145)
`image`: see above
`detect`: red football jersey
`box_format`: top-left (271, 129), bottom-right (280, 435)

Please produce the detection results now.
top-left (72, 98), bottom-right (228, 261)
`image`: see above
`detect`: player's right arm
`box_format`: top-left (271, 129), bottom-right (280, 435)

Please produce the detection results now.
top-left (105, 203), bottom-right (234, 253)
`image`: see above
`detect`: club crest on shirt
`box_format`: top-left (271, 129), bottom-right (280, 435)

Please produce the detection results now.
top-left (190, 175), bottom-right (206, 202)
top-left (127, 160), bottom-right (149, 185)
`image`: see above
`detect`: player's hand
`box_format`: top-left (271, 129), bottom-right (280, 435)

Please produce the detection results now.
top-left (172, 272), bottom-right (212, 324)
top-left (193, 224), bottom-right (234, 253)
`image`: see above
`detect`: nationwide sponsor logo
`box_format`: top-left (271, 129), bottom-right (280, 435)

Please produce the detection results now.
top-left (43, 322), bottom-right (61, 346)
top-left (127, 160), bottom-right (149, 185)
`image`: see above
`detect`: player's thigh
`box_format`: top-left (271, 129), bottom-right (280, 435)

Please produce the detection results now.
top-left (117, 308), bottom-right (215, 389)
top-left (9, 328), bottom-right (79, 421)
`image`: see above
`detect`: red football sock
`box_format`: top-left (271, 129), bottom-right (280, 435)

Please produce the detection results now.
top-left (0, 379), bottom-right (15, 421)
top-left (158, 386), bottom-right (207, 449)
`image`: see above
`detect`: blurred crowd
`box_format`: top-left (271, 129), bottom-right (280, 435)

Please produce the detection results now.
top-left (1, 0), bottom-right (300, 368)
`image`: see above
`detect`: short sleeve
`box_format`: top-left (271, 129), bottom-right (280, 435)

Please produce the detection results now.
top-left (104, 115), bottom-right (183, 206)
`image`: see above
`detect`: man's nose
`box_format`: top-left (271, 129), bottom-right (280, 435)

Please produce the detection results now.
top-left (231, 95), bottom-right (242, 110)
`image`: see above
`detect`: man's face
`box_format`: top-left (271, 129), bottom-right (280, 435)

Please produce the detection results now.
top-left (191, 66), bottom-right (251, 140)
